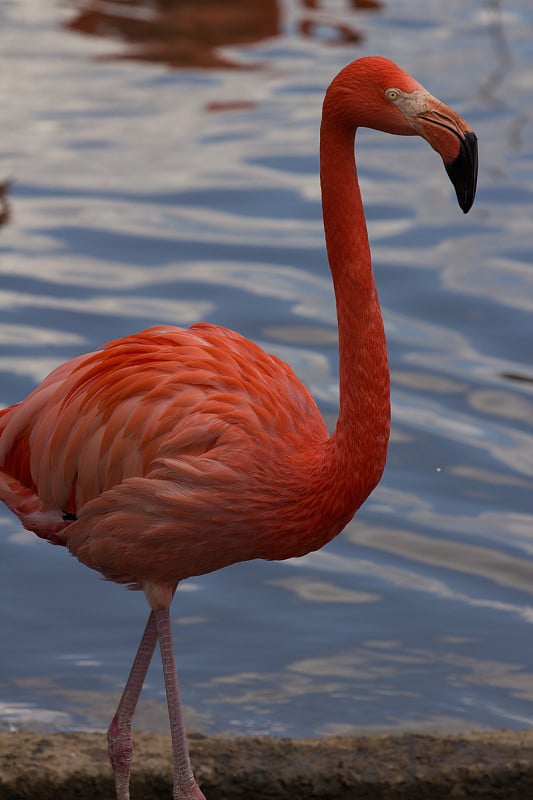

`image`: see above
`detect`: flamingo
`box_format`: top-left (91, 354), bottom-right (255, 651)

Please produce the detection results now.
top-left (0, 56), bottom-right (477, 799)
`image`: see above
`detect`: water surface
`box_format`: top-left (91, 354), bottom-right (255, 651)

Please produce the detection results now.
top-left (1, 0), bottom-right (532, 736)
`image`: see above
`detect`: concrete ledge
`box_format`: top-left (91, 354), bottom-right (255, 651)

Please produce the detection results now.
top-left (0, 729), bottom-right (532, 799)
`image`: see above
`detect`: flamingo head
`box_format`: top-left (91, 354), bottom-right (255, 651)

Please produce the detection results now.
top-left (326, 56), bottom-right (478, 213)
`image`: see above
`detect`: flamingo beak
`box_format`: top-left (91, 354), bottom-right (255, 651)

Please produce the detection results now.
top-left (442, 130), bottom-right (478, 213)
top-left (414, 101), bottom-right (478, 214)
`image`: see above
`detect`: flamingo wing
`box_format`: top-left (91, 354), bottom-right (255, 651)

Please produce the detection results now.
top-left (0, 324), bottom-right (328, 588)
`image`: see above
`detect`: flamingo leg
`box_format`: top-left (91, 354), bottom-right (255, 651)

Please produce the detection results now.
top-left (154, 607), bottom-right (206, 800)
top-left (107, 610), bottom-right (158, 800)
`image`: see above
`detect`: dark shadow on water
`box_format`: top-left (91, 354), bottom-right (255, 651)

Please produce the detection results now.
top-left (0, 180), bottom-right (12, 229)
top-left (501, 371), bottom-right (533, 386)
top-left (64, 0), bottom-right (382, 69)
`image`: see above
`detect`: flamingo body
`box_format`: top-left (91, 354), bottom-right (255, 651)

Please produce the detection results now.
top-left (0, 57), bottom-right (477, 800)
top-left (1, 322), bottom-right (371, 596)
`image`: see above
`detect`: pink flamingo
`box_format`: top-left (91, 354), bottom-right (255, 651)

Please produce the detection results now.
top-left (0, 57), bottom-right (477, 799)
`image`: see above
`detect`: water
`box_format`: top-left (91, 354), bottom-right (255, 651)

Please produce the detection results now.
top-left (0, 0), bottom-right (532, 737)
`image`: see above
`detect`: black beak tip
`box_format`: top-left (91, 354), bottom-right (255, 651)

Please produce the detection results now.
top-left (444, 130), bottom-right (478, 214)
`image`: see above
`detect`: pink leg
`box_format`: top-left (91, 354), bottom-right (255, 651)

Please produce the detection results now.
top-left (154, 607), bottom-right (206, 800)
top-left (107, 610), bottom-right (158, 800)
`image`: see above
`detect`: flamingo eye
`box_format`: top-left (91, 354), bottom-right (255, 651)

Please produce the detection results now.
top-left (385, 88), bottom-right (401, 101)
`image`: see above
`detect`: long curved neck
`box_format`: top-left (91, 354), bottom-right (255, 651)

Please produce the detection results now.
top-left (320, 98), bottom-right (390, 504)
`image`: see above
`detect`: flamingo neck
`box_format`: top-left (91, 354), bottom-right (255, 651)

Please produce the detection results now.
top-left (319, 106), bottom-right (390, 508)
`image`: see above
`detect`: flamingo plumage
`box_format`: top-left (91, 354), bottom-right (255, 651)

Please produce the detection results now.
top-left (0, 56), bottom-right (477, 800)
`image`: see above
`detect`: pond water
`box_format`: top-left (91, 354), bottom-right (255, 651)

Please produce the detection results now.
top-left (0, 0), bottom-right (532, 737)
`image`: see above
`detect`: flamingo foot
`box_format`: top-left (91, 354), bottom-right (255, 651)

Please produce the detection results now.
top-left (107, 714), bottom-right (134, 800)
top-left (173, 786), bottom-right (207, 800)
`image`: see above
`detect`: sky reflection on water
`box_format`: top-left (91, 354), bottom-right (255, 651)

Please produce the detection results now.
top-left (0, 0), bottom-right (532, 736)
